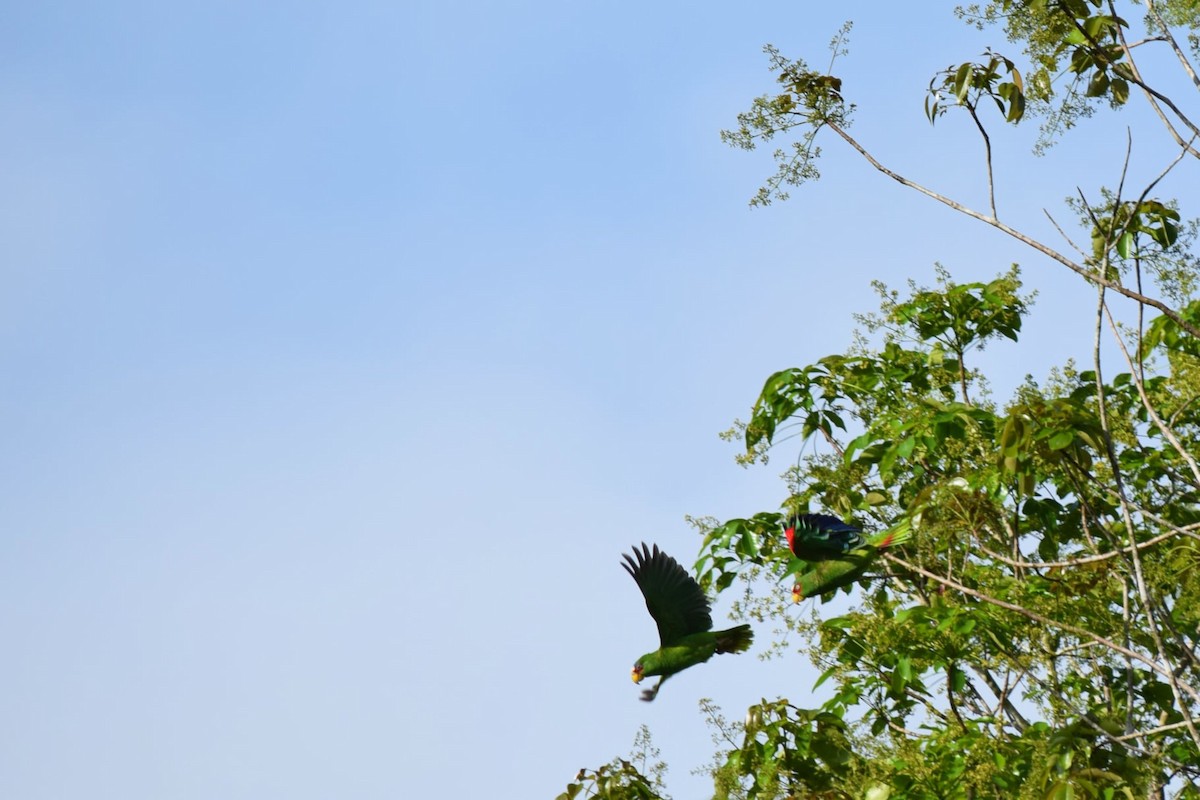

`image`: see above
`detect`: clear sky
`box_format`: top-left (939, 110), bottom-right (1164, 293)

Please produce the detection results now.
top-left (1, 3), bottom-right (1191, 798)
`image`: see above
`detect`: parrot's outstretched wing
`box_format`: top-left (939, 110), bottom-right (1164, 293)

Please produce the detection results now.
top-left (622, 543), bottom-right (712, 646)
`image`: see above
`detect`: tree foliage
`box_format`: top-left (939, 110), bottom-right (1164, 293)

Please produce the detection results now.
top-left (564, 2), bottom-right (1200, 798)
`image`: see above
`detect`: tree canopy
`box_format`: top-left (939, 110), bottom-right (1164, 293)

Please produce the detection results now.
top-left (563, 3), bottom-right (1200, 798)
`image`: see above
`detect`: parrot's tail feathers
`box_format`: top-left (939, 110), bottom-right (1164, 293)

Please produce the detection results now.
top-left (715, 624), bottom-right (754, 655)
top-left (870, 518), bottom-right (913, 550)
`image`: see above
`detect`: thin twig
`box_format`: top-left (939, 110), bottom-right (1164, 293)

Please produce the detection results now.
top-left (1142, 0), bottom-right (1200, 89)
top-left (1103, 303), bottom-right (1200, 487)
top-left (971, 525), bottom-right (1189, 570)
top-left (965, 102), bottom-right (997, 218)
top-left (1115, 719), bottom-right (1199, 741)
top-left (881, 551), bottom-right (1200, 706)
top-left (822, 120), bottom-right (1200, 340)
top-left (1043, 208), bottom-right (1087, 257)
top-left (1084, 8), bottom-right (1200, 152)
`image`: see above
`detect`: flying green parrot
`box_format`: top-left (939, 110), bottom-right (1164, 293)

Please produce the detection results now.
top-left (784, 514), bottom-right (912, 602)
top-left (622, 542), bottom-right (754, 702)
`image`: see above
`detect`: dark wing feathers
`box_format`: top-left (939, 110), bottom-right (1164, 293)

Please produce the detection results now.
top-left (622, 543), bottom-right (712, 646)
top-left (789, 513), bottom-right (865, 558)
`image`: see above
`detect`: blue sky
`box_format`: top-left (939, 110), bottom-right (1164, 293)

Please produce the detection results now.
top-left (1, 3), bottom-right (1192, 798)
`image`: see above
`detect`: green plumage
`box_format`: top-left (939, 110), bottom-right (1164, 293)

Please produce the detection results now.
top-left (623, 543), bottom-right (753, 701)
top-left (793, 551), bottom-right (875, 598)
top-left (789, 519), bottom-right (912, 600)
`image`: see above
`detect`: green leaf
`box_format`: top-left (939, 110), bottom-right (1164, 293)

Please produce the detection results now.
top-left (1086, 71), bottom-right (1110, 97)
top-left (1047, 430), bottom-right (1074, 450)
top-left (813, 665), bottom-right (839, 689)
top-left (1151, 220), bottom-right (1179, 248)
top-left (1110, 77), bottom-right (1129, 104)
top-left (1115, 231), bottom-right (1132, 258)
top-left (954, 62), bottom-right (973, 102)
top-left (1046, 780), bottom-right (1075, 800)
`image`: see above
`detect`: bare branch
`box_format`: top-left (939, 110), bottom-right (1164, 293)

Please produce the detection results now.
top-left (1108, 9), bottom-right (1200, 159)
top-left (821, 120), bottom-right (1200, 340)
top-left (971, 524), bottom-right (1192, 570)
top-left (965, 102), bottom-right (997, 218)
top-left (1142, 0), bottom-right (1200, 90)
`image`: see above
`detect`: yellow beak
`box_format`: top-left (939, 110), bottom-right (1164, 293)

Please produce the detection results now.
top-left (631, 669), bottom-right (644, 684)
top-left (792, 586), bottom-right (803, 604)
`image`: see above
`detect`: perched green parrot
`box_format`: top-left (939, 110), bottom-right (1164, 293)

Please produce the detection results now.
top-left (622, 542), bottom-right (754, 702)
top-left (785, 515), bottom-right (912, 601)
